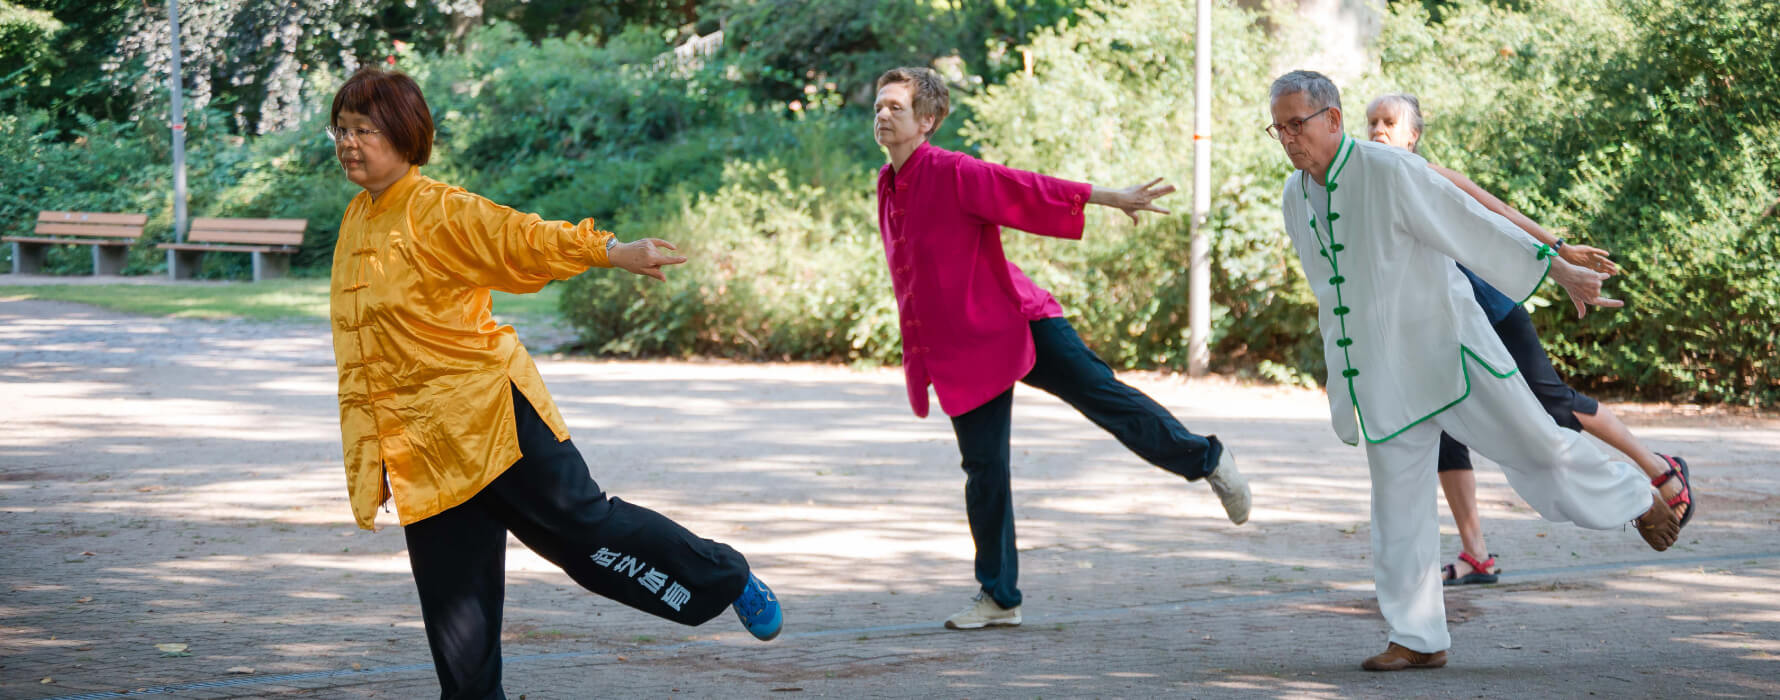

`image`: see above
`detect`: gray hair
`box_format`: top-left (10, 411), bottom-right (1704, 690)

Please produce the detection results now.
top-left (1366, 93), bottom-right (1424, 152)
top-left (1269, 70), bottom-right (1343, 115)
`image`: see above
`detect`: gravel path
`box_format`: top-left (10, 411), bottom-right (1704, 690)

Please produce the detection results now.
top-left (3, 297), bottom-right (1776, 699)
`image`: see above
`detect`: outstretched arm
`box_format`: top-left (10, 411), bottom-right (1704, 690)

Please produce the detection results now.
top-left (419, 188), bottom-right (686, 293)
top-left (955, 159), bottom-right (1174, 237)
top-left (1429, 163), bottom-right (1617, 275)
top-left (1394, 159), bottom-right (1624, 319)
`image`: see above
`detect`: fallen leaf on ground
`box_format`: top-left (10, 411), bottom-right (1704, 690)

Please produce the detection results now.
top-left (41, 677), bottom-right (53, 684)
top-left (227, 666), bottom-right (255, 674)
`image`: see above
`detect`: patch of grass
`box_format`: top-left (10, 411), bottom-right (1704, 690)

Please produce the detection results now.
top-left (0, 279), bottom-right (563, 321)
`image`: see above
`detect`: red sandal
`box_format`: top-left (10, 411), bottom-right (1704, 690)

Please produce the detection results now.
top-left (1652, 454), bottom-right (1695, 530)
top-left (1441, 551), bottom-right (1499, 586)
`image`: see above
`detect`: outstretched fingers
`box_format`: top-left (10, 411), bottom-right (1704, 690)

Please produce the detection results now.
top-left (615, 239), bottom-right (689, 282)
top-left (1124, 179), bottom-right (1176, 223)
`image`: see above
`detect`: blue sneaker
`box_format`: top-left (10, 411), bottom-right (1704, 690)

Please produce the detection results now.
top-left (732, 572), bottom-right (782, 641)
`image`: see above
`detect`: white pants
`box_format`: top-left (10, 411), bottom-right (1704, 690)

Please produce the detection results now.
top-left (1362, 368), bottom-right (1651, 653)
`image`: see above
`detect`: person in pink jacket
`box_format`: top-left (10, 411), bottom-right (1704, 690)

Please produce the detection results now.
top-left (872, 66), bottom-right (1253, 630)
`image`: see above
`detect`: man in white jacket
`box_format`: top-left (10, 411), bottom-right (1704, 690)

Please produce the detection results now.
top-left (1267, 70), bottom-right (1685, 671)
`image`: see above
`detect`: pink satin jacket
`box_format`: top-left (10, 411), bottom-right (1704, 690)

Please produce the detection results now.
top-left (876, 142), bottom-right (1092, 417)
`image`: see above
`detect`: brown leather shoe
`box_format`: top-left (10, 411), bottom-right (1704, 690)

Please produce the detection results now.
top-left (1361, 642), bottom-right (1448, 671)
top-left (1634, 489), bottom-right (1680, 552)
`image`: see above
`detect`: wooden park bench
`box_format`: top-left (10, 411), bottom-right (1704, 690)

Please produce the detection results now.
top-left (159, 218), bottom-right (306, 282)
top-left (5, 211), bottom-right (148, 276)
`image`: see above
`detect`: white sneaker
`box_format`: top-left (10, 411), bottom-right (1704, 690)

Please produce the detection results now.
top-left (1205, 449), bottom-right (1251, 525)
top-left (943, 592), bottom-right (1022, 630)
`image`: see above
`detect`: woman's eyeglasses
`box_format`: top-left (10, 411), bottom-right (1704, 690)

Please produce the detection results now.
top-left (325, 126), bottom-right (383, 144)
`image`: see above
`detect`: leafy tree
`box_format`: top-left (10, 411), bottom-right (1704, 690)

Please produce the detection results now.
top-left (99, 1), bottom-right (441, 135)
top-left (963, 0), bottom-right (1317, 380)
top-left (1361, 0), bottom-right (1779, 404)
top-left (1, 1), bottom-right (141, 127)
top-left (719, 0), bottom-right (1085, 106)
top-left (484, 0), bottom-right (709, 42)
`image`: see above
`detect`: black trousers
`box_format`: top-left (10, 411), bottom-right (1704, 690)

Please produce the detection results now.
top-left (950, 318), bottom-right (1224, 608)
top-left (1438, 305), bottom-right (1602, 472)
top-left (403, 385), bottom-right (751, 700)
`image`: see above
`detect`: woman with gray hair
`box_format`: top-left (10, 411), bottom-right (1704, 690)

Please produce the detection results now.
top-left (1364, 92), bottom-right (1695, 586)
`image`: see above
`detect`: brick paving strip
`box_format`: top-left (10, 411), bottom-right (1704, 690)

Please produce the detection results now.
top-left (3, 294), bottom-right (1778, 698)
top-left (29, 552), bottom-right (1780, 699)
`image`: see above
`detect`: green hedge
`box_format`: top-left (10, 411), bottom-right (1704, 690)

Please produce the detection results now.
top-left (1356, 0), bottom-right (1779, 405)
top-left (960, 0), bottom-right (1318, 384)
top-left (4, 1), bottom-right (1774, 405)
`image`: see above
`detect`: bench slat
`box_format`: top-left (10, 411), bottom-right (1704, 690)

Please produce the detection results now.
top-left (4, 235), bottom-right (135, 246)
top-left (158, 242), bottom-right (296, 253)
top-left (38, 211), bottom-right (149, 226)
top-left (187, 230), bottom-right (304, 246)
top-left (32, 223), bottom-right (146, 238)
top-left (190, 218), bottom-right (308, 233)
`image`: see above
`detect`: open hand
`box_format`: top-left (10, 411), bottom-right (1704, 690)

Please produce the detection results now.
top-left (1097, 178), bottom-right (1176, 224)
top-left (1559, 243), bottom-right (1619, 276)
top-left (610, 238), bottom-right (687, 282)
top-left (1549, 257), bottom-right (1625, 319)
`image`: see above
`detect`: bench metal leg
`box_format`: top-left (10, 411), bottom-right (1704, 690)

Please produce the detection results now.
top-left (92, 245), bottom-right (127, 276)
top-left (251, 252), bottom-right (290, 282)
top-left (167, 249), bottom-right (203, 280)
top-left (11, 241), bottom-right (46, 274)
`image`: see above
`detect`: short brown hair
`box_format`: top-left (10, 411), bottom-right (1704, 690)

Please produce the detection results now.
top-left (331, 66), bottom-right (434, 166)
top-left (876, 67), bottom-right (950, 137)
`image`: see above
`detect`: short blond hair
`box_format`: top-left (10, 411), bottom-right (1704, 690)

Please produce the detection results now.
top-left (876, 67), bottom-right (950, 137)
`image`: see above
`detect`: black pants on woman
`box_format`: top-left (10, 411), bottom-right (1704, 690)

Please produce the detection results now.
top-left (1438, 305), bottom-right (1601, 472)
top-left (404, 385), bottom-right (752, 700)
top-left (949, 317), bottom-right (1224, 609)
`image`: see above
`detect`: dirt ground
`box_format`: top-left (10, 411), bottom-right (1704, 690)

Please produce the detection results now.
top-left (3, 295), bottom-right (1777, 699)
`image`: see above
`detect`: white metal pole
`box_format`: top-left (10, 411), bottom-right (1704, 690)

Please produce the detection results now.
top-left (1187, 0), bottom-right (1212, 375)
top-left (167, 0), bottom-right (188, 246)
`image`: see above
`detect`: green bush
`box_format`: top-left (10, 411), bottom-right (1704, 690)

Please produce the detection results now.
top-left (961, 0), bottom-right (1318, 381)
top-left (0, 109), bottom-right (166, 274)
top-left (554, 113), bottom-right (897, 362)
top-left (5, 1), bottom-right (1773, 406)
top-left (1360, 0), bottom-right (1780, 405)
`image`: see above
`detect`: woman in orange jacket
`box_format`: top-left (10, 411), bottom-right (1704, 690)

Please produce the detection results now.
top-left (326, 66), bottom-right (780, 699)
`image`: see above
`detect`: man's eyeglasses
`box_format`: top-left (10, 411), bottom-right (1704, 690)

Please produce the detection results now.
top-left (325, 126), bottom-right (383, 144)
top-left (1265, 107), bottom-right (1331, 141)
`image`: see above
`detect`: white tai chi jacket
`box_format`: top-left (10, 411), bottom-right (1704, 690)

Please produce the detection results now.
top-left (1280, 135), bottom-right (1555, 445)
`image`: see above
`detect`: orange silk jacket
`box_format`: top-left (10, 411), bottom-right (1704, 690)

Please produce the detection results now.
top-left (331, 166), bottom-right (613, 529)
